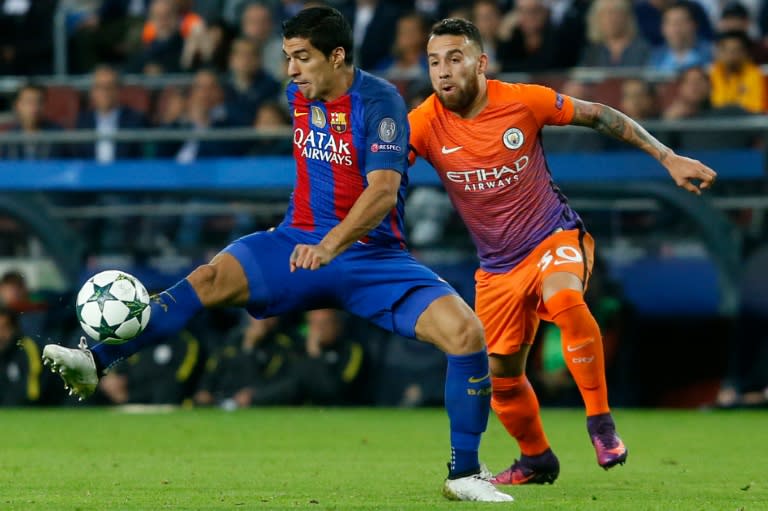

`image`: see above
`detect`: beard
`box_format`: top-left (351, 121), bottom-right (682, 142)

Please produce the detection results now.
top-left (435, 77), bottom-right (479, 114)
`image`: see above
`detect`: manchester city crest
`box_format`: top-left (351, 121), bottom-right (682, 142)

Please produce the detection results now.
top-left (502, 127), bottom-right (524, 150)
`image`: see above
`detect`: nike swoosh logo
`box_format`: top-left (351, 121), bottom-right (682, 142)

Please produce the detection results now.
top-left (606, 440), bottom-right (626, 454)
top-left (513, 473), bottom-right (536, 484)
top-left (441, 145), bottom-right (463, 154)
top-left (294, 110), bottom-right (308, 117)
top-left (566, 338), bottom-right (595, 352)
top-left (468, 371), bottom-right (490, 383)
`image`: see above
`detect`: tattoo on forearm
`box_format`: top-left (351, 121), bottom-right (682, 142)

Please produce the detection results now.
top-left (590, 104), bottom-right (670, 162)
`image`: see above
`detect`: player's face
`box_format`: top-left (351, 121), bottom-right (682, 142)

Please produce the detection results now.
top-left (427, 34), bottom-right (485, 113)
top-left (283, 37), bottom-right (342, 101)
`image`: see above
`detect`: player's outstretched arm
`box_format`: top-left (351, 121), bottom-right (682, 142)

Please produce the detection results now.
top-left (289, 169), bottom-right (401, 272)
top-left (570, 98), bottom-right (717, 195)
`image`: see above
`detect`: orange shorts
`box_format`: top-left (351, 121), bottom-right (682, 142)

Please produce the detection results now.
top-left (475, 229), bottom-right (594, 356)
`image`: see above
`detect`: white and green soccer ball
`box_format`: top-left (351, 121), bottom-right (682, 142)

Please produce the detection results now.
top-left (76, 270), bottom-right (151, 344)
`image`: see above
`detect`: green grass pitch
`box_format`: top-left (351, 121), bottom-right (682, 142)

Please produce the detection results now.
top-left (1, 408), bottom-right (765, 510)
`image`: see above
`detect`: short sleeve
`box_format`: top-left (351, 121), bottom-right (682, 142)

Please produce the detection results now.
top-left (519, 84), bottom-right (574, 128)
top-left (407, 104), bottom-right (431, 166)
top-left (363, 92), bottom-right (409, 175)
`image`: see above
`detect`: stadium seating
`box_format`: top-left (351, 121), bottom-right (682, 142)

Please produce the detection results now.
top-left (119, 85), bottom-right (152, 115)
top-left (44, 86), bottom-right (80, 129)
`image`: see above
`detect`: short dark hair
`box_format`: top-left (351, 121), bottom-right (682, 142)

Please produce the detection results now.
top-left (715, 29), bottom-right (752, 50)
top-left (665, 1), bottom-right (697, 23)
top-left (14, 83), bottom-right (44, 103)
top-left (282, 6), bottom-right (353, 65)
top-left (623, 78), bottom-right (657, 98)
top-left (721, 1), bottom-right (749, 19)
top-left (1, 270), bottom-right (26, 287)
top-left (678, 65), bottom-right (709, 83)
top-left (92, 64), bottom-right (120, 79)
top-left (430, 18), bottom-right (484, 52)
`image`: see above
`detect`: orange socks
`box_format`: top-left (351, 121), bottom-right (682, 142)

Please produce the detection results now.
top-left (546, 289), bottom-right (610, 416)
top-left (492, 376), bottom-right (551, 456)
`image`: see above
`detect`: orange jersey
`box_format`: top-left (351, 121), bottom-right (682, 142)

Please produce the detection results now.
top-left (409, 80), bottom-right (583, 272)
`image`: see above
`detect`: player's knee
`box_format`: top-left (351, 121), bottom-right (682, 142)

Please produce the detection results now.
top-left (187, 264), bottom-right (218, 303)
top-left (444, 314), bottom-right (485, 355)
top-left (489, 352), bottom-right (527, 378)
top-left (188, 259), bottom-right (249, 306)
top-left (547, 290), bottom-right (587, 323)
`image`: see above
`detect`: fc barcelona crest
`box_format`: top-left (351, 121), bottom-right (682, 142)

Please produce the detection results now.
top-left (330, 112), bottom-right (347, 133)
top-left (311, 106), bottom-right (326, 128)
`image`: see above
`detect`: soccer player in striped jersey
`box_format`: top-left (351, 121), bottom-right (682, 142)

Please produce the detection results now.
top-left (408, 18), bottom-right (717, 485)
top-left (42, 7), bottom-right (511, 502)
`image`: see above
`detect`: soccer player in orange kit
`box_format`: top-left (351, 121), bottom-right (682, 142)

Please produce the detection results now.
top-left (409, 18), bottom-right (717, 485)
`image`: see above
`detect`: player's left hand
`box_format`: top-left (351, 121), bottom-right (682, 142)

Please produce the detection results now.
top-left (664, 152), bottom-right (717, 196)
top-left (290, 243), bottom-right (334, 272)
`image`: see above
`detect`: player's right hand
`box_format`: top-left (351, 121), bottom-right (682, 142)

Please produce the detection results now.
top-left (289, 243), bottom-right (334, 272)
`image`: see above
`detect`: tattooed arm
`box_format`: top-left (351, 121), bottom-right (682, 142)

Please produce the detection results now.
top-left (570, 98), bottom-right (717, 195)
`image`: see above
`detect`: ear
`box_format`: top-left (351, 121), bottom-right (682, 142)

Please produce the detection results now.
top-left (477, 53), bottom-right (488, 75)
top-left (332, 47), bottom-right (346, 68)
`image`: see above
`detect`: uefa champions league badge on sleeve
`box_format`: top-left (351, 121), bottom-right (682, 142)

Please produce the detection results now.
top-left (378, 118), bottom-right (397, 142)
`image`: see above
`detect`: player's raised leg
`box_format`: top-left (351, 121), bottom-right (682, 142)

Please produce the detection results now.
top-left (43, 252), bottom-right (250, 398)
top-left (542, 270), bottom-right (628, 469)
top-left (413, 293), bottom-right (513, 502)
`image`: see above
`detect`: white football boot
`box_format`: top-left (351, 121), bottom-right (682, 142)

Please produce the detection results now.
top-left (42, 337), bottom-right (99, 400)
top-left (443, 473), bottom-right (515, 502)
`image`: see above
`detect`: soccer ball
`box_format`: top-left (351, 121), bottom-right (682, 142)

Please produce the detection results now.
top-left (76, 270), bottom-right (152, 344)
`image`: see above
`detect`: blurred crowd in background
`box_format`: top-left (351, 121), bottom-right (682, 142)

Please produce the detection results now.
top-left (1, 0), bottom-right (767, 411)
top-left (1, 0), bottom-right (768, 155)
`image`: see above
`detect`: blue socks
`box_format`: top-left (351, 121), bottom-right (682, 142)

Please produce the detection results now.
top-left (445, 349), bottom-right (491, 478)
top-left (91, 279), bottom-right (203, 371)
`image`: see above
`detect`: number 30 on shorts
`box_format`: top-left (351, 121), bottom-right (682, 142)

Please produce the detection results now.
top-left (537, 246), bottom-right (583, 272)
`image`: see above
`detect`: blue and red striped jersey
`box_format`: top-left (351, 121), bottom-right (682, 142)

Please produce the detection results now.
top-left (281, 68), bottom-right (409, 248)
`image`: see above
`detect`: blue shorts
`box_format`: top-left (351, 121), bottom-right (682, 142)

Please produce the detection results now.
top-left (222, 227), bottom-right (456, 339)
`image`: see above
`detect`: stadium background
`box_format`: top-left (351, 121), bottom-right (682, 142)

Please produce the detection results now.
top-left (0, 0), bottom-right (766, 411)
